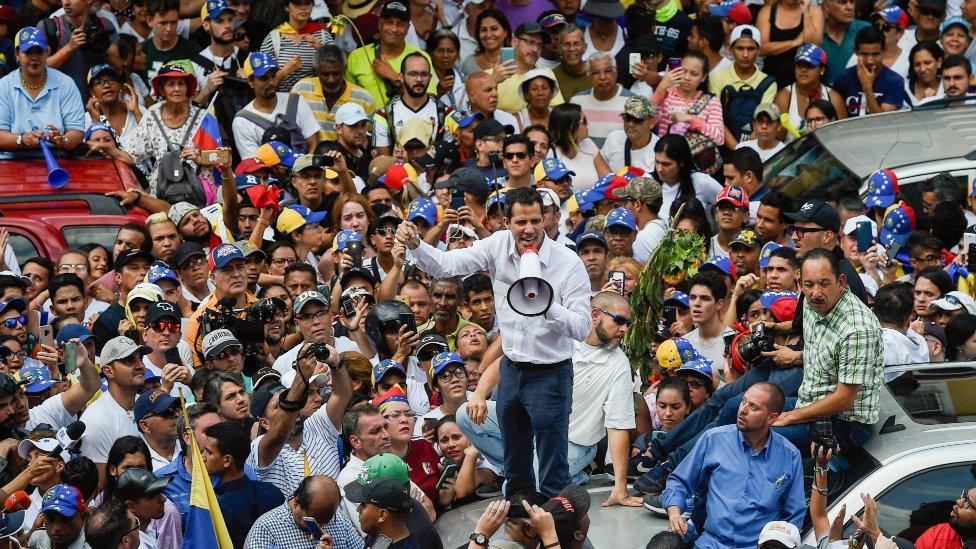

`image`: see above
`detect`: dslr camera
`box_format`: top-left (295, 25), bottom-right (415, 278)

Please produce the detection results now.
top-left (727, 323), bottom-right (775, 369)
top-left (81, 19), bottom-right (111, 53)
top-left (200, 297), bottom-right (272, 376)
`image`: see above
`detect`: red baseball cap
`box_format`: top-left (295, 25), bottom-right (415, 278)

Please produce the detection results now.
top-left (715, 185), bottom-right (750, 209)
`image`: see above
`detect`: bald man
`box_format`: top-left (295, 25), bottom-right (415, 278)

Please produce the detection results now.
top-left (244, 476), bottom-right (361, 548)
top-left (464, 71), bottom-right (520, 129)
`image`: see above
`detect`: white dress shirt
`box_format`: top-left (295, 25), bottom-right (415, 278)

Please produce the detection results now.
top-left (410, 231), bottom-right (592, 363)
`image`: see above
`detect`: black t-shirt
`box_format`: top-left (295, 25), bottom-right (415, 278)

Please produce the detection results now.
top-left (315, 141), bottom-right (372, 183)
top-left (365, 533), bottom-right (422, 549)
top-left (92, 303), bottom-right (126, 355)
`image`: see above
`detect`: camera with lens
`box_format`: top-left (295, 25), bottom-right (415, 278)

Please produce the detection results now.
top-left (339, 286), bottom-right (375, 318)
top-left (200, 297), bottom-right (268, 376)
top-left (727, 323), bottom-right (775, 369)
top-left (302, 341), bottom-right (332, 363)
top-left (81, 19), bottom-right (111, 53)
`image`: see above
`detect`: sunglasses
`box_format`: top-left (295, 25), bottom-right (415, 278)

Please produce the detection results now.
top-left (683, 377), bottom-right (705, 390)
top-left (787, 225), bottom-right (828, 237)
top-left (115, 354), bottom-right (140, 366)
top-left (598, 308), bottom-right (631, 326)
top-left (437, 367), bottom-right (468, 382)
top-left (374, 227), bottom-right (397, 236)
top-left (503, 151), bottom-right (529, 160)
top-left (211, 346), bottom-right (242, 361)
top-left (875, 22), bottom-right (895, 33)
top-left (149, 408), bottom-right (178, 420)
top-left (1, 315), bottom-right (26, 329)
top-left (919, 7), bottom-right (945, 16)
top-left (962, 489), bottom-right (976, 510)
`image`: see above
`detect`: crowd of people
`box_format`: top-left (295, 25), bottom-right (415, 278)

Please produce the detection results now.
top-left (0, 0), bottom-right (974, 546)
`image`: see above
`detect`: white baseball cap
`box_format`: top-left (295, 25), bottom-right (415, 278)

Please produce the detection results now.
top-left (334, 103), bottom-right (370, 126)
top-left (929, 291), bottom-right (976, 315)
top-left (842, 215), bottom-right (878, 237)
top-left (758, 521), bottom-right (801, 548)
top-left (730, 24), bottom-right (762, 47)
top-left (538, 187), bottom-right (560, 208)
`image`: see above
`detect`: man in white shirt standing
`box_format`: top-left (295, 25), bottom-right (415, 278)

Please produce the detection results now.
top-left (601, 97), bottom-right (658, 173)
top-left (396, 187), bottom-right (591, 497)
top-left (613, 176), bottom-right (667, 262)
top-left (569, 291), bottom-right (642, 507)
top-left (682, 272), bottom-right (729, 375)
top-left (81, 336), bottom-right (150, 485)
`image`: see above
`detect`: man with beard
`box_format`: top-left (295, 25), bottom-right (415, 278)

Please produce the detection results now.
top-left (232, 52), bottom-right (320, 158)
top-left (576, 232), bottom-right (609, 295)
top-left (658, 383), bottom-right (804, 546)
top-left (465, 71), bottom-right (521, 129)
top-left (942, 54), bottom-right (972, 101)
top-left (729, 228), bottom-right (761, 279)
top-left (569, 292), bottom-right (641, 507)
top-left (293, 44), bottom-right (375, 143)
top-left (168, 202), bottom-right (220, 250)
top-left (418, 278), bottom-right (477, 351)
top-left (146, 214), bottom-right (182, 266)
top-left (374, 52), bottom-right (446, 156)
top-left (315, 103), bottom-right (373, 182)
top-left (915, 486), bottom-right (976, 548)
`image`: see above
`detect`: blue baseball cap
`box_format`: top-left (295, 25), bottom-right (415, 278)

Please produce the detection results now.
top-left (536, 157), bottom-right (576, 181)
top-left (235, 173), bottom-right (263, 190)
top-left (201, 0), bottom-right (235, 20)
top-left (40, 485), bottom-right (86, 518)
top-left (663, 291), bottom-right (689, 308)
top-left (372, 359), bottom-right (407, 385)
top-left (699, 255), bottom-right (731, 276)
top-left (448, 110), bottom-right (485, 129)
top-left (676, 356), bottom-right (713, 381)
top-left (83, 122), bottom-right (115, 141)
top-left (657, 337), bottom-right (700, 370)
top-left (879, 207), bottom-right (912, 247)
top-left (942, 14), bottom-right (972, 33)
top-left (20, 365), bottom-right (57, 394)
top-left (134, 388), bottom-right (179, 422)
top-left (758, 241), bottom-right (784, 268)
top-left (573, 190), bottom-right (595, 213)
top-left (876, 5), bottom-right (909, 29)
top-left (604, 208), bottom-right (637, 232)
top-left (430, 351), bottom-right (465, 377)
top-left (287, 205), bottom-right (327, 226)
top-left (487, 192), bottom-right (507, 212)
top-left (209, 243), bottom-right (245, 270)
top-left (87, 63), bottom-right (118, 85)
top-left (267, 141), bottom-right (299, 168)
top-left (14, 27), bottom-right (47, 52)
top-left (575, 231), bottom-right (608, 250)
top-left (759, 290), bottom-right (798, 309)
top-left (146, 262), bottom-right (179, 285)
top-left (333, 229), bottom-right (363, 251)
top-left (407, 197), bottom-right (437, 225)
top-left (864, 169), bottom-right (898, 209)
top-left (55, 324), bottom-right (93, 346)
top-left (794, 43), bottom-right (827, 67)
top-left (244, 51), bottom-right (277, 78)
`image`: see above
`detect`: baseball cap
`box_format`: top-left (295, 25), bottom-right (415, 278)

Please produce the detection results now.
top-left (55, 324), bottom-right (93, 346)
top-left (612, 176), bottom-right (662, 205)
top-left (604, 208), bottom-right (637, 232)
top-left (209, 243), bottom-right (245, 271)
top-left (538, 12), bottom-right (567, 29)
top-left (785, 199), bottom-right (841, 233)
top-left (379, 163), bottom-right (419, 192)
top-left (334, 103), bottom-right (370, 126)
top-left (234, 158), bottom-right (272, 176)
top-left (876, 6), bottom-right (909, 29)
top-left (407, 198), bottom-right (437, 225)
top-left (759, 290), bottom-right (798, 310)
top-left (794, 43), bottom-right (827, 66)
top-left (117, 468), bottom-right (171, 501)
top-left (100, 336), bottom-right (151, 365)
top-left (168, 201), bottom-right (198, 227)
top-left (864, 169), bottom-right (899, 209)
top-left (243, 52), bottom-right (278, 78)
top-left (333, 229), bottom-right (364, 251)
top-left (236, 240), bottom-right (267, 260)
top-left (534, 157), bottom-right (576, 182)
top-left (430, 351), bottom-right (465, 377)
top-left (18, 438), bottom-right (67, 462)
top-left (254, 141), bottom-right (299, 168)
top-left (397, 118), bottom-right (434, 149)
top-left (446, 224), bottom-right (478, 241)
top-left (202, 329), bottom-right (241, 360)
top-left (358, 453), bottom-right (410, 485)
top-left (275, 208), bottom-right (308, 235)
top-left (941, 15), bottom-right (972, 33)
top-left (84, 122), bottom-right (115, 142)
top-left (759, 521), bottom-right (801, 548)
top-left (288, 205), bottom-right (327, 226)
top-left (715, 185), bottom-right (749, 208)
top-left (676, 356), bottom-right (713, 381)
top-left (344, 476), bottom-right (412, 513)
top-left (754, 103), bottom-right (781, 121)
top-left (663, 291), bottom-right (689, 308)
top-left (40, 485), bottom-right (87, 518)
top-left (699, 255), bottom-right (732, 276)
top-left (581, 174), bottom-right (629, 204)
top-left (201, 0), bottom-right (235, 20)
top-left (87, 63), bottom-right (119, 85)
top-left (919, 0), bottom-right (947, 12)
top-left (879, 207), bottom-right (912, 247)
top-left (729, 228), bottom-right (760, 250)
top-left (542, 484), bottom-right (590, 534)
top-left (575, 231), bottom-right (608, 251)
top-left (539, 188), bottom-right (560, 209)
top-left (929, 291), bottom-right (976, 315)
top-left (146, 262), bottom-right (179, 286)
top-left (708, 1), bottom-right (752, 24)
top-left (842, 215), bottom-right (878, 237)
top-left (19, 365), bottom-right (56, 394)
top-left (126, 282), bottom-right (162, 307)
top-left (133, 388), bottom-right (179, 422)
top-left (472, 119), bottom-right (514, 141)
top-left (581, 0), bottom-right (625, 18)
top-left (435, 167), bottom-right (490, 195)
top-left (250, 383), bottom-right (286, 418)
top-left (622, 96), bottom-right (657, 120)
top-left (114, 249), bottom-right (154, 272)
top-left (758, 241), bottom-right (784, 268)
top-left (729, 24), bottom-right (762, 47)
top-left (446, 111), bottom-right (484, 133)
top-left (172, 242), bottom-right (206, 268)
top-left (515, 22), bottom-right (551, 43)
top-left (924, 322), bottom-right (948, 349)
top-left (372, 359), bottom-right (407, 385)
top-left (657, 338), bottom-right (699, 370)
top-left (252, 367), bottom-right (282, 391)
top-left (380, 0), bottom-right (410, 20)
top-left (14, 27), bottom-right (47, 52)
top-left (293, 290), bottom-right (330, 314)
top-left (0, 298), bottom-right (26, 316)
top-left (415, 333), bottom-right (448, 361)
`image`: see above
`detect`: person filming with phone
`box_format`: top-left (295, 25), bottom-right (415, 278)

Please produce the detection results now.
top-left (396, 186), bottom-right (591, 498)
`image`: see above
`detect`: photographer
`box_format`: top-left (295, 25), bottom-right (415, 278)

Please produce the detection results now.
top-left (41, 0), bottom-right (121, 102)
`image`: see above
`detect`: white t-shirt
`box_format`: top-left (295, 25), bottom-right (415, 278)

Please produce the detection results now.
top-left (736, 139), bottom-right (785, 163)
top-left (231, 93), bottom-right (319, 159)
top-left (682, 326), bottom-right (725, 376)
top-left (882, 327), bottom-right (930, 378)
top-left (26, 393), bottom-right (76, 432)
top-left (658, 172), bottom-right (723, 219)
top-left (709, 234), bottom-right (730, 258)
top-left (79, 391), bottom-right (141, 464)
top-left (633, 218), bottom-right (668, 263)
top-left (568, 341), bottom-right (636, 446)
top-left (601, 129), bottom-right (657, 173)
top-left (555, 138), bottom-right (602, 193)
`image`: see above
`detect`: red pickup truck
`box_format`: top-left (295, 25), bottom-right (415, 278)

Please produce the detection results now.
top-left (0, 158), bottom-right (148, 265)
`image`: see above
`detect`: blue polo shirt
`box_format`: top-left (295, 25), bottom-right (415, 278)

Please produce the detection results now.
top-left (214, 476), bottom-right (284, 549)
top-left (822, 19), bottom-right (870, 85)
top-left (0, 67), bottom-right (84, 159)
top-left (832, 65), bottom-right (906, 117)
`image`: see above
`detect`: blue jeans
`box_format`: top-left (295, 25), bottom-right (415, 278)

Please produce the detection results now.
top-left (494, 357), bottom-right (573, 497)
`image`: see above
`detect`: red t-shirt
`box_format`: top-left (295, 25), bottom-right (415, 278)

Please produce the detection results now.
top-left (403, 438), bottom-right (440, 501)
top-left (916, 523), bottom-right (962, 549)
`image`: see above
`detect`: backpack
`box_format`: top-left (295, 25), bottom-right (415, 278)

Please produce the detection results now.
top-left (151, 108), bottom-right (208, 207)
top-left (683, 93), bottom-right (723, 176)
top-left (720, 76), bottom-right (776, 142)
top-left (233, 93), bottom-right (309, 153)
top-left (380, 96), bottom-right (449, 148)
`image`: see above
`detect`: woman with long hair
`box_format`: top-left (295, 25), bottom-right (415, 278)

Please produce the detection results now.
top-left (116, 34), bottom-right (151, 108)
top-left (547, 103), bottom-right (611, 192)
top-left (756, 0), bottom-right (824, 87)
top-left (905, 41), bottom-right (945, 106)
top-left (654, 135), bottom-right (722, 217)
top-left (946, 313), bottom-right (976, 361)
top-left (803, 99), bottom-right (840, 132)
top-left (774, 44), bottom-right (847, 132)
top-left (458, 9), bottom-right (513, 78)
top-left (427, 29), bottom-right (464, 108)
top-left (652, 51), bottom-right (725, 147)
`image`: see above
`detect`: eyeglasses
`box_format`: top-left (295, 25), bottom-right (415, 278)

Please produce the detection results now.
top-left (179, 257), bottom-right (206, 269)
top-left (149, 408), bottom-right (178, 420)
top-left (374, 227), bottom-right (397, 236)
top-left (296, 309), bottom-right (330, 322)
top-left (598, 308), bottom-right (631, 326)
top-left (2, 315), bottom-right (26, 329)
top-left (405, 71), bottom-right (431, 79)
top-left (272, 257), bottom-right (298, 267)
top-left (683, 377), bottom-right (705, 390)
top-left (787, 225), bottom-right (828, 237)
top-left (210, 346), bottom-right (242, 361)
top-left (437, 367), bottom-right (468, 382)
top-left (961, 490), bottom-right (976, 510)
top-left (150, 320), bottom-right (180, 334)
top-left (919, 6), bottom-right (945, 17)
top-left (4, 350), bottom-right (26, 360)
top-left (383, 410), bottom-right (416, 421)
top-left (503, 151), bottom-right (528, 160)
top-left (913, 254), bottom-right (942, 265)
top-left (58, 264), bottom-right (89, 273)
top-left (875, 22), bottom-right (895, 33)
top-left (561, 40), bottom-right (585, 50)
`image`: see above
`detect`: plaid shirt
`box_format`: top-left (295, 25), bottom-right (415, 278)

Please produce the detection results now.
top-left (243, 503), bottom-right (364, 549)
top-left (797, 289), bottom-right (884, 424)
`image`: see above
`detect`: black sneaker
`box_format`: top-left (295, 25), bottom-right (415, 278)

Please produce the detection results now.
top-left (627, 452), bottom-right (657, 479)
top-left (475, 480), bottom-right (503, 499)
top-left (642, 493), bottom-right (667, 516)
top-left (633, 461), bottom-right (672, 495)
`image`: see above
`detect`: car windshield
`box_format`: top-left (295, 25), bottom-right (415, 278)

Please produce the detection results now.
top-left (763, 133), bottom-right (862, 199)
top-left (62, 226), bottom-right (124, 253)
top-left (886, 365), bottom-right (976, 424)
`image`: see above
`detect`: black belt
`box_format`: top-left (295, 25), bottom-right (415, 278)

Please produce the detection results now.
top-left (506, 357), bottom-right (572, 372)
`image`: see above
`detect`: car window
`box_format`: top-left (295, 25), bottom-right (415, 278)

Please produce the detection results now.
top-left (62, 226), bottom-right (124, 252)
top-left (7, 233), bottom-right (38, 269)
top-left (886, 366), bottom-right (976, 424)
top-left (764, 134), bottom-right (861, 200)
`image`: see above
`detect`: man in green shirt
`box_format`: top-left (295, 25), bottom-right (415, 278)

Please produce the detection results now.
top-left (551, 23), bottom-right (590, 101)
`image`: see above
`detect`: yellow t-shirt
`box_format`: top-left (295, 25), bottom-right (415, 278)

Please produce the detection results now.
top-left (488, 66), bottom-right (566, 114)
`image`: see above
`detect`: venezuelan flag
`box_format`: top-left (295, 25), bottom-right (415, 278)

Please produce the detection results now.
top-left (181, 400), bottom-right (233, 549)
top-left (192, 110), bottom-right (223, 150)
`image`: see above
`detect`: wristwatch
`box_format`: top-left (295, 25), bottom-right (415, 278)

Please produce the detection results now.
top-left (15, 133), bottom-right (22, 147)
top-left (469, 532), bottom-right (489, 547)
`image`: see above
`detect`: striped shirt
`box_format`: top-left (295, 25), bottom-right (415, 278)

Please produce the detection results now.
top-left (291, 77), bottom-right (376, 142)
top-left (652, 86), bottom-right (727, 146)
top-left (244, 502), bottom-right (364, 549)
top-left (260, 29), bottom-right (334, 92)
top-left (245, 402), bottom-right (343, 496)
top-left (797, 289), bottom-right (884, 424)
top-left (569, 86), bottom-right (634, 149)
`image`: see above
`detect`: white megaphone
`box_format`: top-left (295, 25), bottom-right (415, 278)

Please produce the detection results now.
top-left (507, 247), bottom-right (553, 317)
